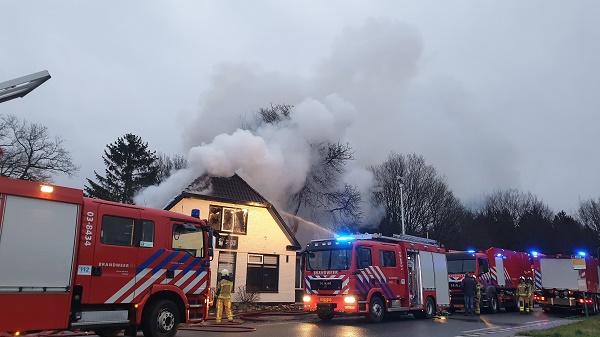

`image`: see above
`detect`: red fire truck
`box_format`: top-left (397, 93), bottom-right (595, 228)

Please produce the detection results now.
top-left (446, 248), bottom-right (530, 313)
top-left (302, 233), bottom-right (449, 322)
top-left (0, 177), bottom-right (213, 337)
top-left (532, 252), bottom-right (600, 314)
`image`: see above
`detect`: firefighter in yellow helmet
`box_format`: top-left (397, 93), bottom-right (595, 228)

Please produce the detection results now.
top-left (517, 276), bottom-right (528, 313)
top-left (216, 269), bottom-right (234, 323)
top-left (526, 277), bottom-right (535, 313)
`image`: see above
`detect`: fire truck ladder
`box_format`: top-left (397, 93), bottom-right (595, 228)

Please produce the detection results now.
top-left (352, 233), bottom-right (440, 246)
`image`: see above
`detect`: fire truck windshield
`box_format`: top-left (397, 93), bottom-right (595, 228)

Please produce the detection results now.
top-left (446, 258), bottom-right (476, 274)
top-left (172, 223), bottom-right (204, 257)
top-left (306, 249), bottom-right (351, 271)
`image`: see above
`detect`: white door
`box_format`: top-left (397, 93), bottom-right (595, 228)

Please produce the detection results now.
top-left (495, 257), bottom-right (506, 286)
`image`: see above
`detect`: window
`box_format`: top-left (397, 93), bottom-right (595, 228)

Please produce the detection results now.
top-left (478, 258), bottom-right (489, 275)
top-left (380, 250), bottom-right (396, 267)
top-left (357, 247), bottom-right (372, 269)
top-left (306, 249), bottom-right (351, 271)
top-left (172, 223), bottom-right (204, 257)
top-left (446, 259), bottom-right (476, 274)
top-left (247, 254), bottom-right (279, 292)
top-left (208, 206), bottom-right (222, 231)
top-left (217, 252), bottom-right (237, 289)
top-left (138, 220), bottom-right (154, 248)
top-left (101, 215), bottom-right (135, 246)
top-left (209, 205), bottom-right (247, 234)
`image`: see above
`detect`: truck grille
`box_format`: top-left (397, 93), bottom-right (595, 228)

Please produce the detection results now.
top-left (310, 279), bottom-right (342, 290)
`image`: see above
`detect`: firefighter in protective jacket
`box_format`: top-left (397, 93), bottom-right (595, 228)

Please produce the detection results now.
top-left (475, 282), bottom-right (482, 315)
top-left (517, 276), bottom-right (529, 313)
top-left (526, 277), bottom-right (535, 312)
top-left (216, 269), bottom-right (234, 323)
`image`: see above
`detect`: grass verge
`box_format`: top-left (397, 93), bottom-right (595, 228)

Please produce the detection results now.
top-left (521, 316), bottom-right (600, 337)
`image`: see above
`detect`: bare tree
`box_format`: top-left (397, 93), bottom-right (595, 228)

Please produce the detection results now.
top-left (0, 114), bottom-right (77, 181)
top-left (371, 153), bottom-right (462, 236)
top-left (578, 197), bottom-right (600, 237)
top-left (251, 104), bottom-right (362, 224)
top-left (482, 189), bottom-right (552, 223)
top-left (156, 152), bottom-right (188, 183)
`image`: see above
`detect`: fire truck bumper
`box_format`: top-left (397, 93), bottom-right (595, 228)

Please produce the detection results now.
top-left (303, 295), bottom-right (362, 314)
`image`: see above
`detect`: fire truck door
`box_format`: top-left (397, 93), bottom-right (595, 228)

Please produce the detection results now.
top-left (90, 205), bottom-right (141, 304)
top-left (495, 256), bottom-right (506, 286)
top-left (407, 251), bottom-right (422, 306)
top-left (378, 247), bottom-right (402, 303)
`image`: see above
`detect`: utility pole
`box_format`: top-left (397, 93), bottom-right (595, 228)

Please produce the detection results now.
top-left (397, 175), bottom-right (405, 235)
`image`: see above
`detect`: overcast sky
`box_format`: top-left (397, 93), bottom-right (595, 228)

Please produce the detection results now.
top-left (1, 1), bottom-right (599, 213)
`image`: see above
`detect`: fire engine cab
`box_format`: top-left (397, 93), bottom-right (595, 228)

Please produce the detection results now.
top-left (0, 177), bottom-right (213, 337)
top-left (447, 248), bottom-right (530, 313)
top-left (302, 233), bottom-right (449, 322)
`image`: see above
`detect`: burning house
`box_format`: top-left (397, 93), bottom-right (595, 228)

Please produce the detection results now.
top-left (166, 174), bottom-right (301, 303)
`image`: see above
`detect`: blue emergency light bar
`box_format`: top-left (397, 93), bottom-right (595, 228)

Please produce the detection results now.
top-left (467, 249), bottom-right (476, 254)
top-left (530, 251), bottom-right (540, 258)
top-left (336, 235), bottom-right (355, 242)
top-left (577, 251), bottom-right (587, 257)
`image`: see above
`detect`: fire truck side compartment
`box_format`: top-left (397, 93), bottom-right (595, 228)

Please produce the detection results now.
top-left (432, 252), bottom-right (450, 305)
top-left (0, 195), bottom-right (79, 290)
top-left (540, 258), bottom-right (582, 291)
top-left (0, 194), bottom-right (80, 331)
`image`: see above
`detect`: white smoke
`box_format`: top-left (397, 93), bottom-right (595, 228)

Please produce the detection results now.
top-left (136, 18), bottom-right (517, 225)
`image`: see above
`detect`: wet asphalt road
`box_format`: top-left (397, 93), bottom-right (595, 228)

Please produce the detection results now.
top-left (176, 308), bottom-right (578, 337)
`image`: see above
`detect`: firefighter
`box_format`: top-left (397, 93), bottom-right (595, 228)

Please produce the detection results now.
top-left (462, 272), bottom-right (476, 315)
top-left (517, 276), bottom-right (528, 313)
top-left (475, 282), bottom-right (482, 315)
top-left (216, 269), bottom-right (234, 323)
top-left (526, 277), bottom-right (535, 313)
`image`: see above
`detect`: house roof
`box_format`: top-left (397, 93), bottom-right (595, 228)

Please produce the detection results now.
top-left (164, 174), bottom-right (301, 250)
top-left (184, 174), bottom-right (270, 206)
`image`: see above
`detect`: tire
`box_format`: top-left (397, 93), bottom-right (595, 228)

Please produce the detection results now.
top-left (142, 299), bottom-right (180, 337)
top-left (94, 329), bottom-right (121, 337)
top-left (414, 297), bottom-right (435, 319)
top-left (487, 294), bottom-right (499, 314)
top-left (317, 311), bottom-right (334, 321)
top-left (368, 296), bottom-right (385, 323)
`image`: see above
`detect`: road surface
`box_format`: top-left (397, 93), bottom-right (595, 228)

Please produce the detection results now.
top-left (177, 309), bottom-right (577, 337)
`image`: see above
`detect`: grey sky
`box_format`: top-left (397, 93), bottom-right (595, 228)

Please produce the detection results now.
top-left (1, 1), bottom-right (599, 213)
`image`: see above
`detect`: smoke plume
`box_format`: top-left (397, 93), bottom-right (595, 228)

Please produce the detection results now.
top-left (136, 18), bottom-right (517, 224)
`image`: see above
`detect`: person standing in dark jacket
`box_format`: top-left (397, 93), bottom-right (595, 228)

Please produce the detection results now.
top-left (462, 272), bottom-right (477, 315)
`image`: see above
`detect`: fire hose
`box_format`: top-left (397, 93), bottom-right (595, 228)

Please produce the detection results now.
top-left (180, 311), bottom-right (309, 333)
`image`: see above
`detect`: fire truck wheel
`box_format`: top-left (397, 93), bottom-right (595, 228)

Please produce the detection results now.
top-left (142, 299), bottom-right (180, 337)
top-left (414, 297), bottom-right (435, 319)
top-left (487, 294), bottom-right (499, 314)
top-left (368, 296), bottom-right (385, 323)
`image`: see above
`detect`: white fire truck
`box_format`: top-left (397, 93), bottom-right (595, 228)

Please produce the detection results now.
top-left (303, 233), bottom-right (449, 322)
top-left (0, 177), bottom-right (213, 337)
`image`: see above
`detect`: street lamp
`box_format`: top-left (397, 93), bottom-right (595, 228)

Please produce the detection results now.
top-left (397, 175), bottom-right (405, 235)
top-left (0, 70), bottom-right (51, 104)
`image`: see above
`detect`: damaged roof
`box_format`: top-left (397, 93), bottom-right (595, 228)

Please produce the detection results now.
top-left (184, 174), bottom-right (270, 206)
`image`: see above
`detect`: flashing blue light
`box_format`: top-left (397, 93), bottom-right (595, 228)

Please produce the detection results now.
top-left (336, 235), bottom-right (355, 242)
top-left (577, 251), bottom-right (587, 257)
top-left (531, 251), bottom-right (540, 258)
top-left (496, 253), bottom-right (503, 258)
top-left (467, 249), bottom-right (476, 254)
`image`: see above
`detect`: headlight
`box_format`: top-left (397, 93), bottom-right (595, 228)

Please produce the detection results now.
top-left (303, 295), bottom-right (311, 303)
top-left (344, 295), bottom-right (356, 304)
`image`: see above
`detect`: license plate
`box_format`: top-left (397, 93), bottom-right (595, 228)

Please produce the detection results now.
top-left (320, 297), bottom-right (333, 303)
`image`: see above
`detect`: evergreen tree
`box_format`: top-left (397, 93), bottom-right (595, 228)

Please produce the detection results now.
top-left (85, 134), bottom-right (159, 204)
